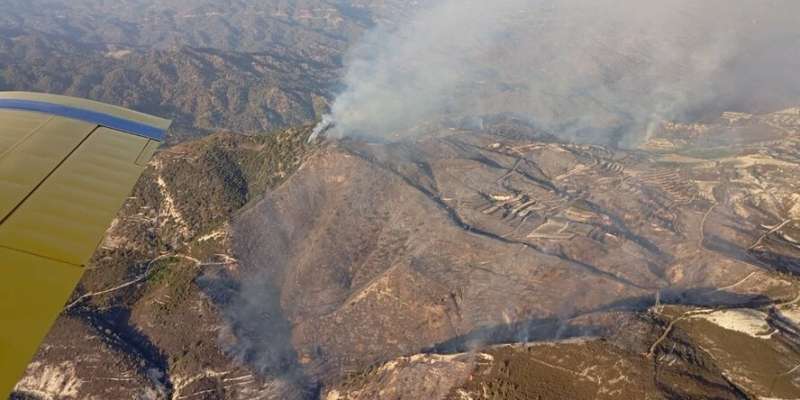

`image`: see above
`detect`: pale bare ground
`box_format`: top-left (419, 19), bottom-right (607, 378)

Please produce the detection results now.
top-left (14, 361), bottom-right (82, 399)
top-left (693, 309), bottom-right (775, 339)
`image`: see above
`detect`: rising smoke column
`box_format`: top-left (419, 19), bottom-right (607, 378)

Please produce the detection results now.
top-left (316, 0), bottom-right (800, 146)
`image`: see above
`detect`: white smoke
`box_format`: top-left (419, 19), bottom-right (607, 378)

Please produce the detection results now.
top-left (316, 0), bottom-right (800, 146)
top-left (308, 114), bottom-right (334, 142)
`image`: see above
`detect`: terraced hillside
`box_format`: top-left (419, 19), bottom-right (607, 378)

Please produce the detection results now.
top-left (239, 108), bottom-right (800, 399)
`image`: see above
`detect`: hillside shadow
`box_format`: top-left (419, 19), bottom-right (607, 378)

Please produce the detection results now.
top-left (597, 287), bottom-right (775, 312)
top-left (66, 306), bottom-right (173, 396)
top-left (423, 317), bottom-right (603, 354)
top-left (423, 288), bottom-right (774, 356)
top-left (751, 249), bottom-right (800, 275)
top-left (705, 233), bottom-right (800, 275)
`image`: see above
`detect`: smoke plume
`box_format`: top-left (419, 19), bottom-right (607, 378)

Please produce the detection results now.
top-left (318, 0), bottom-right (800, 146)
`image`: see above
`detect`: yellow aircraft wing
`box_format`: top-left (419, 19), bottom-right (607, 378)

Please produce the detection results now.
top-left (0, 92), bottom-right (170, 398)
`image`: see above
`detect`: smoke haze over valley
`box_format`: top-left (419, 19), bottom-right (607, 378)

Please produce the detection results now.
top-left (321, 0), bottom-right (800, 145)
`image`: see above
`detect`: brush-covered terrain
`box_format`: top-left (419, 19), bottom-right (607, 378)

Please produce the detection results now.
top-left (0, 32), bottom-right (336, 139)
top-left (0, 0), bottom-right (421, 139)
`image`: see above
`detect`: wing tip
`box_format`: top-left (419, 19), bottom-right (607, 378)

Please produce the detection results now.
top-left (0, 92), bottom-right (171, 141)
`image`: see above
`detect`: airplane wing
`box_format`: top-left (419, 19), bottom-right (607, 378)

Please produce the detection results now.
top-left (0, 92), bottom-right (170, 398)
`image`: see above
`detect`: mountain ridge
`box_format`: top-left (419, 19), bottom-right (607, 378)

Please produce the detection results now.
top-left (15, 107), bottom-right (800, 399)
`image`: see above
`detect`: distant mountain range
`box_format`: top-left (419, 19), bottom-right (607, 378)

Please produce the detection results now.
top-left (0, 32), bottom-right (335, 139)
top-left (0, 0), bottom-right (421, 139)
top-left (0, 0), bottom-right (419, 55)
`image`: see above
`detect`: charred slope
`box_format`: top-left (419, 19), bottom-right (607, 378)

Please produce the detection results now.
top-left (226, 111), bottom-right (800, 398)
